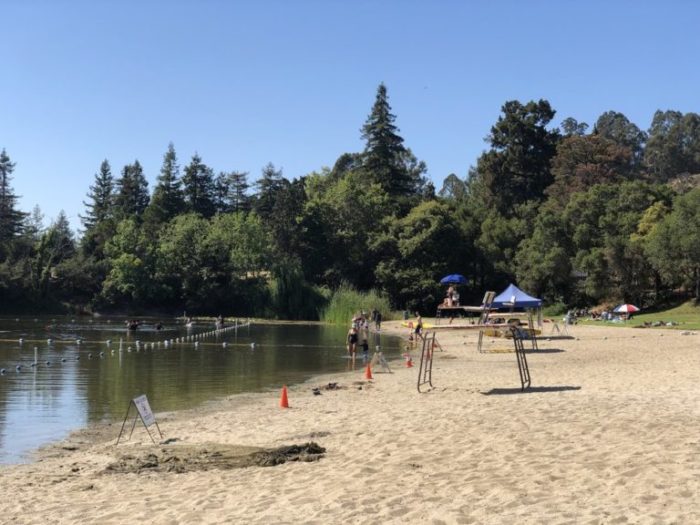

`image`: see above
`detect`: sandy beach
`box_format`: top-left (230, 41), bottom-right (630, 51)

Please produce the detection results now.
top-left (1, 321), bottom-right (699, 524)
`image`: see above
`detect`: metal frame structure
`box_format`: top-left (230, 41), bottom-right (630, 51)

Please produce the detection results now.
top-left (116, 398), bottom-right (163, 445)
top-left (509, 326), bottom-right (531, 391)
top-left (417, 332), bottom-right (435, 392)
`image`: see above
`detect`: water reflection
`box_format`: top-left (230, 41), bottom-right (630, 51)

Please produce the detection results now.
top-left (0, 317), bottom-right (400, 463)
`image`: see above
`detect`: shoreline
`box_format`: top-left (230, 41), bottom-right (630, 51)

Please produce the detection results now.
top-left (21, 322), bottom-right (407, 465)
top-left (2, 321), bottom-right (699, 523)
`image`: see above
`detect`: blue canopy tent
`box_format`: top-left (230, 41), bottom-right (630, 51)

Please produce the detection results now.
top-left (491, 283), bottom-right (544, 334)
top-left (491, 283), bottom-right (542, 309)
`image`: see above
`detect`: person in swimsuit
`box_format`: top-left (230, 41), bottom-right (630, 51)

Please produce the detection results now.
top-left (414, 312), bottom-right (423, 337)
top-left (347, 327), bottom-right (358, 355)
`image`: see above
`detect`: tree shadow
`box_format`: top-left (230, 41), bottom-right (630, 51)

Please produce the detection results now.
top-left (481, 385), bottom-right (581, 396)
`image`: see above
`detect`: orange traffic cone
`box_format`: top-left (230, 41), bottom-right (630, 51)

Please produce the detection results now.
top-left (280, 385), bottom-right (290, 408)
top-left (364, 363), bottom-right (373, 380)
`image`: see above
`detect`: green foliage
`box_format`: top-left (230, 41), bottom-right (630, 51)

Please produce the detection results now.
top-left (375, 200), bottom-right (466, 311)
top-left (644, 110), bottom-right (700, 182)
top-left (146, 143), bottom-right (185, 225)
top-left (6, 94), bottom-right (700, 316)
top-left (593, 111), bottom-right (646, 166)
top-left (361, 83), bottom-right (426, 208)
top-left (114, 160), bottom-right (150, 219)
top-left (0, 149), bottom-right (26, 246)
top-left (81, 159), bottom-right (114, 231)
top-left (646, 188), bottom-right (700, 297)
top-left (475, 99), bottom-right (560, 215)
top-left (320, 283), bottom-right (391, 325)
top-left (182, 154), bottom-right (216, 218)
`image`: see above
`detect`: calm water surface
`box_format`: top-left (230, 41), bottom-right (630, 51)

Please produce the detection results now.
top-left (0, 316), bottom-right (401, 463)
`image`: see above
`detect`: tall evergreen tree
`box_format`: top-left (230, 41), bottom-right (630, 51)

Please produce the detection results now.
top-left (475, 99), bottom-right (560, 216)
top-left (253, 162), bottom-right (285, 219)
top-left (147, 143), bottom-right (185, 223)
top-left (114, 160), bottom-right (150, 219)
top-left (644, 110), bottom-right (700, 182)
top-left (228, 171), bottom-right (251, 213)
top-left (361, 83), bottom-right (424, 199)
top-left (0, 148), bottom-right (26, 243)
top-left (182, 154), bottom-right (216, 218)
top-left (593, 111), bottom-right (646, 167)
top-left (213, 171), bottom-right (230, 213)
top-left (81, 159), bottom-right (114, 230)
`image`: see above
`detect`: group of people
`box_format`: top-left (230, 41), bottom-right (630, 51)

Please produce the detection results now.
top-left (346, 311), bottom-right (378, 358)
top-left (125, 320), bottom-right (164, 331)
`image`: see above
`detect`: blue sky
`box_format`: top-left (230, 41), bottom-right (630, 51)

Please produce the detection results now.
top-left (3, 1), bottom-right (699, 233)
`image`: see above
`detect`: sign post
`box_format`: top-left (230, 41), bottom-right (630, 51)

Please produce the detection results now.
top-left (116, 394), bottom-right (163, 445)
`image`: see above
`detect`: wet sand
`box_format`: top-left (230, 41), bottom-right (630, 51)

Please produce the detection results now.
top-left (1, 321), bottom-right (698, 524)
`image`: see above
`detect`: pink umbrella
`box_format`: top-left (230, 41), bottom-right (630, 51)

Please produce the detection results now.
top-left (613, 304), bottom-right (640, 313)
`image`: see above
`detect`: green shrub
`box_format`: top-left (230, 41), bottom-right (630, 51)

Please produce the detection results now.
top-left (321, 283), bottom-right (392, 324)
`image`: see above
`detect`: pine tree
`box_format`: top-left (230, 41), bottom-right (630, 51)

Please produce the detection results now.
top-left (361, 83), bottom-right (422, 198)
top-left (114, 160), bottom-right (150, 219)
top-left (182, 154), bottom-right (216, 218)
top-left (0, 148), bottom-right (26, 243)
top-left (253, 163), bottom-right (284, 219)
top-left (228, 171), bottom-right (251, 213)
top-left (213, 171), bottom-right (231, 213)
top-left (147, 143), bottom-right (185, 223)
top-left (81, 159), bottom-right (114, 230)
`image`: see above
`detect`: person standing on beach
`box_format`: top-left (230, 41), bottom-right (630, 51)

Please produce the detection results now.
top-left (414, 312), bottom-right (423, 338)
top-left (375, 311), bottom-right (382, 330)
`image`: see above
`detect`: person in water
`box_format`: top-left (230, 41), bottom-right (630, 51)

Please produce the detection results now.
top-left (347, 326), bottom-right (358, 355)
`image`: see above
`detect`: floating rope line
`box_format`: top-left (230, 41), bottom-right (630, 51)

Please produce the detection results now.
top-left (0, 319), bottom-right (253, 376)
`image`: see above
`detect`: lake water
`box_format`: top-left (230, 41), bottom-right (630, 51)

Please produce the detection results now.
top-left (0, 316), bottom-right (401, 464)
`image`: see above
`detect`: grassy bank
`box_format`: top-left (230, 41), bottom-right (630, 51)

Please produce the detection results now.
top-left (580, 300), bottom-right (700, 330)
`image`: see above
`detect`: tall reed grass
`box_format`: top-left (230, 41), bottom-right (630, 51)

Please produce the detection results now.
top-left (320, 283), bottom-right (393, 325)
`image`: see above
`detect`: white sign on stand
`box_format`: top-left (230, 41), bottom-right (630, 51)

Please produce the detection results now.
top-left (133, 394), bottom-right (156, 427)
top-left (116, 394), bottom-right (163, 445)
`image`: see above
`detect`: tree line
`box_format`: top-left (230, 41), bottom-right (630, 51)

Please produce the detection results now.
top-left (1, 84), bottom-right (700, 317)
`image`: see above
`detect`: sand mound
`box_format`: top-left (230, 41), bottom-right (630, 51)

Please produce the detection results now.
top-left (104, 442), bottom-right (326, 474)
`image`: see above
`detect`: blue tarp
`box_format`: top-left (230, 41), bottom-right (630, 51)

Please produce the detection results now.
top-left (491, 283), bottom-right (542, 309)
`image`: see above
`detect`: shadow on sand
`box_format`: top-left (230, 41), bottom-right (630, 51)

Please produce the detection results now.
top-left (481, 385), bottom-right (581, 396)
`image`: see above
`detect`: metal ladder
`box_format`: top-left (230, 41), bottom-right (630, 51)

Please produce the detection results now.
top-left (510, 326), bottom-right (531, 391)
top-left (417, 332), bottom-right (435, 393)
